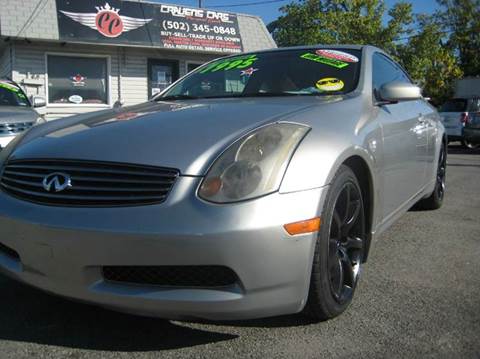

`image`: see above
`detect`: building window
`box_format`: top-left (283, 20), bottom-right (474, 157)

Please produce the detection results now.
top-left (47, 55), bottom-right (109, 105)
top-left (187, 62), bottom-right (202, 73)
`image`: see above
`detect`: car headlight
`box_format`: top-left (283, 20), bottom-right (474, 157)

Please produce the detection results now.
top-left (35, 117), bottom-right (46, 124)
top-left (199, 123), bottom-right (310, 203)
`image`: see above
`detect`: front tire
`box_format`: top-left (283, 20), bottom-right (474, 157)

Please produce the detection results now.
top-left (415, 142), bottom-right (446, 210)
top-left (304, 165), bottom-right (365, 321)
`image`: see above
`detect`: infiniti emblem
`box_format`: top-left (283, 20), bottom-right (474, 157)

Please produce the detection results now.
top-left (42, 172), bottom-right (72, 192)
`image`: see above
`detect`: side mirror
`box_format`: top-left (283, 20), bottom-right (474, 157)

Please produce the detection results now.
top-left (377, 81), bottom-right (422, 103)
top-left (31, 96), bottom-right (46, 108)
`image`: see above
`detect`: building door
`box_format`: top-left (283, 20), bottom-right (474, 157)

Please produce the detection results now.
top-left (148, 60), bottom-right (179, 98)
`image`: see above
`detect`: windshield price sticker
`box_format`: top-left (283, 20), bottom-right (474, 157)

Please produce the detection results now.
top-left (300, 52), bottom-right (349, 69)
top-left (200, 55), bottom-right (259, 73)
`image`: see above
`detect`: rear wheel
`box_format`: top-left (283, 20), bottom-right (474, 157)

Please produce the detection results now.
top-left (304, 165), bottom-right (365, 321)
top-left (416, 142), bottom-right (446, 210)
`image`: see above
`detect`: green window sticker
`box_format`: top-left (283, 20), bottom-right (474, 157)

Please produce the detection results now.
top-left (200, 55), bottom-right (259, 74)
top-left (300, 53), bottom-right (349, 69)
top-left (0, 82), bottom-right (21, 93)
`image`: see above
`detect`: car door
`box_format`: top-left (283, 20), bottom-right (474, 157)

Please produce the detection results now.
top-left (418, 98), bottom-right (440, 186)
top-left (372, 53), bottom-right (428, 220)
top-left (395, 68), bottom-right (431, 188)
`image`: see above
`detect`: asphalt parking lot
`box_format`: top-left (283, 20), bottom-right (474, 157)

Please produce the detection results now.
top-left (0, 144), bottom-right (479, 359)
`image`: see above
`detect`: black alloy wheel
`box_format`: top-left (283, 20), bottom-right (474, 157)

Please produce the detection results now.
top-left (304, 165), bottom-right (366, 321)
top-left (328, 182), bottom-right (364, 304)
top-left (436, 143), bottom-right (446, 201)
top-left (415, 142), bottom-right (447, 210)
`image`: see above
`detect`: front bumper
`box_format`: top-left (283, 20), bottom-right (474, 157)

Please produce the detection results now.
top-left (463, 128), bottom-right (480, 144)
top-left (0, 176), bottom-right (327, 320)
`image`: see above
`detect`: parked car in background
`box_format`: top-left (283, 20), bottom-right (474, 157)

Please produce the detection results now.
top-left (439, 97), bottom-right (480, 149)
top-left (0, 79), bottom-right (46, 150)
top-left (464, 112), bottom-right (480, 146)
top-left (0, 45), bottom-right (446, 321)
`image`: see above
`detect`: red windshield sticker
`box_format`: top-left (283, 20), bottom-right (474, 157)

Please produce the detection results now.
top-left (315, 49), bottom-right (359, 63)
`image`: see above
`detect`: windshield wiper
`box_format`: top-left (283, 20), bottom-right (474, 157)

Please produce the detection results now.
top-left (157, 92), bottom-right (338, 101)
top-left (156, 94), bottom-right (199, 101)
top-left (242, 92), bottom-right (301, 97)
top-left (240, 92), bottom-right (332, 98)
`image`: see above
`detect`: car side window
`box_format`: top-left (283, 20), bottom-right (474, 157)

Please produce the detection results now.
top-left (372, 53), bottom-right (412, 98)
top-left (468, 98), bottom-right (480, 112)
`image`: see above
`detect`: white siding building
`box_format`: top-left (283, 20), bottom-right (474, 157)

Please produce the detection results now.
top-left (0, 0), bottom-right (276, 120)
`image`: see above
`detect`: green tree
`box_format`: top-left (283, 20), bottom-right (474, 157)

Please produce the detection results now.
top-left (268, 0), bottom-right (413, 54)
top-left (398, 16), bottom-right (463, 105)
top-left (267, 0), bottom-right (466, 104)
top-left (436, 0), bottom-right (480, 76)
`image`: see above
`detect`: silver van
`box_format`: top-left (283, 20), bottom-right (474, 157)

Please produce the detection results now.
top-left (439, 97), bottom-right (480, 148)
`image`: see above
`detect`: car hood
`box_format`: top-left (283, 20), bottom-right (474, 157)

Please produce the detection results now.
top-left (9, 97), bottom-right (340, 175)
top-left (0, 106), bottom-right (38, 123)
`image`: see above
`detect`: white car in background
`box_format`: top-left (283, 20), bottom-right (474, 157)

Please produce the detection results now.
top-left (0, 79), bottom-right (46, 149)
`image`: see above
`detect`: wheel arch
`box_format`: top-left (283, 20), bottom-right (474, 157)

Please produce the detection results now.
top-left (280, 139), bottom-right (378, 261)
top-left (341, 154), bottom-right (375, 262)
top-left (318, 146), bottom-right (377, 263)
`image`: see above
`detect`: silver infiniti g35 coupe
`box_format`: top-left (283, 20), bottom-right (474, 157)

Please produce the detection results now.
top-left (0, 45), bottom-right (446, 321)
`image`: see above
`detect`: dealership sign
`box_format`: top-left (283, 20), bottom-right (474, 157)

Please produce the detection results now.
top-left (60, 3), bottom-right (152, 38)
top-left (56, 0), bottom-right (243, 53)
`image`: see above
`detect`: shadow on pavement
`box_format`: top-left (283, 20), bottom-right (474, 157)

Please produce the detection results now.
top-left (447, 143), bottom-right (480, 155)
top-left (191, 313), bottom-right (317, 329)
top-left (447, 163), bottom-right (480, 168)
top-left (0, 275), bottom-right (237, 351)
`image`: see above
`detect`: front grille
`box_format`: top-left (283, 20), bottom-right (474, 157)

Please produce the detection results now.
top-left (0, 159), bottom-right (179, 207)
top-left (0, 121), bottom-right (34, 136)
top-left (0, 242), bottom-right (20, 261)
top-left (102, 266), bottom-right (239, 288)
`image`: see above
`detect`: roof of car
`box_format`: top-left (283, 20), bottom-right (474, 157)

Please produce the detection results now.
top-left (0, 79), bottom-right (17, 85)
top-left (222, 44), bottom-right (383, 59)
top-left (272, 44), bottom-right (366, 51)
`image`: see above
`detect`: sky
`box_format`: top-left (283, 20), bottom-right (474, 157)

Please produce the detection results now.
top-left (156, 0), bottom-right (440, 25)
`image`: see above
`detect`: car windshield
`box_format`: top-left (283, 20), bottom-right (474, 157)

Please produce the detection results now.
top-left (440, 99), bottom-right (468, 112)
top-left (158, 48), bottom-right (362, 100)
top-left (0, 82), bottom-right (29, 107)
